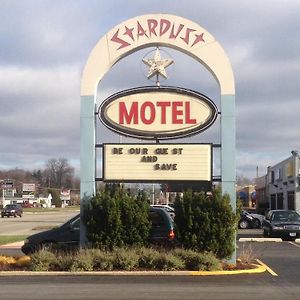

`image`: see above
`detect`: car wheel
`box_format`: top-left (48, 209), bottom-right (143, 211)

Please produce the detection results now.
top-left (252, 218), bottom-right (261, 229)
top-left (239, 220), bottom-right (249, 229)
top-left (14, 214), bottom-right (17, 218)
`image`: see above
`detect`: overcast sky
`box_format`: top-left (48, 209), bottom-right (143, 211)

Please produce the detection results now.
top-left (1, 0), bottom-right (300, 180)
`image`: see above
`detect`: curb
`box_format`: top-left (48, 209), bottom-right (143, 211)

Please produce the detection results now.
top-left (0, 263), bottom-right (267, 276)
top-left (239, 238), bottom-right (300, 243)
top-left (239, 238), bottom-right (282, 242)
top-left (191, 263), bottom-right (266, 276)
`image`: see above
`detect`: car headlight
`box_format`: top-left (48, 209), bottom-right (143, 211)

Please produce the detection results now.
top-left (273, 226), bottom-right (284, 230)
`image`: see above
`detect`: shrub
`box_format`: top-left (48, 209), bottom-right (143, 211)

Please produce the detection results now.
top-left (55, 254), bottom-right (74, 271)
top-left (137, 247), bottom-right (161, 269)
top-left (69, 250), bottom-right (94, 271)
top-left (173, 248), bottom-right (221, 271)
top-left (47, 188), bottom-right (62, 208)
top-left (113, 248), bottom-right (139, 271)
top-left (0, 255), bottom-right (16, 265)
top-left (120, 192), bottom-right (151, 247)
top-left (21, 246), bottom-right (225, 272)
top-left (15, 256), bottom-right (31, 268)
top-left (174, 189), bottom-right (236, 259)
top-left (153, 252), bottom-right (185, 271)
top-left (238, 243), bottom-right (255, 265)
top-left (83, 185), bottom-right (151, 250)
top-left (88, 249), bottom-right (114, 271)
top-left (29, 250), bottom-right (57, 271)
top-left (83, 188), bottom-right (122, 249)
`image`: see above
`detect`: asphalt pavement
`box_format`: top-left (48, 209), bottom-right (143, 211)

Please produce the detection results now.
top-left (0, 227), bottom-right (299, 299)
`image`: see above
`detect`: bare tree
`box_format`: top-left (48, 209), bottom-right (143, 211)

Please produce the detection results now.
top-left (236, 175), bottom-right (254, 186)
top-left (44, 158), bottom-right (74, 188)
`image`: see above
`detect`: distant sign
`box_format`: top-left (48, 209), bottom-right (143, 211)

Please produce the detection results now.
top-left (103, 143), bottom-right (212, 182)
top-left (22, 183), bottom-right (35, 192)
top-left (60, 189), bottom-right (71, 201)
top-left (98, 87), bottom-right (218, 140)
top-left (22, 183), bottom-right (35, 199)
top-left (2, 180), bottom-right (13, 189)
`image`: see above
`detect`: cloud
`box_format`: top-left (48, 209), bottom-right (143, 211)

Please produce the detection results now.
top-left (0, 65), bottom-right (81, 169)
top-left (1, 0), bottom-right (300, 181)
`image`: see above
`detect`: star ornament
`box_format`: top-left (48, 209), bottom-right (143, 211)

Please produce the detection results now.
top-left (142, 48), bottom-right (174, 79)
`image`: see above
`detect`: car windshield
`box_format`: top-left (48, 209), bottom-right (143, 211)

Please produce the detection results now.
top-left (5, 205), bottom-right (16, 209)
top-left (272, 211), bottom-right (300, 222)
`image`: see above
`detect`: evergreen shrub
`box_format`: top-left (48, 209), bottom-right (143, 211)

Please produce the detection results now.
top-left (82, 185), bottom-right (151, 249)
top-left (174, 189), bottom-right (236, 259)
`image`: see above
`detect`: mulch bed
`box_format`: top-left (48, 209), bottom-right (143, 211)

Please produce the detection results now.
top-left (222, 261), bottom-right (256, 271)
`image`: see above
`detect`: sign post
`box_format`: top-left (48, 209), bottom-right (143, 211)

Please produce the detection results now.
top-left (80, 14), bottom-right (235, 262)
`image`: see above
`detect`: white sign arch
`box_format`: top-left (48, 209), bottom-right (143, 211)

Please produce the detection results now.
top-left (80, 14), bottom-right (236, 259)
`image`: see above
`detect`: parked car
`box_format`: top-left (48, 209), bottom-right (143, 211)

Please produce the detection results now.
top-left (21, 207), bottom-right (175, 255)
top-left (1, 204), bottom-right (23, 218)
top-left (262, 210), bottom-right (300, 241)
top-left (21, 202), bottom-right (34, 208)
top-left (150, 204), bottom-right (175, 219)
top-left (242, 210), bottom-right (265, 228)
top-left (238, 211), bottom-right (255, 229)
top-left (149, 207), bottom-right (175, 244)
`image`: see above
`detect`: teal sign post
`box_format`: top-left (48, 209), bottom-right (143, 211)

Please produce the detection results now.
top-left (80, 14), bottom-right (236, 262)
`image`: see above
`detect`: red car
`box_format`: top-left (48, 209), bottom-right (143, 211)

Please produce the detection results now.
top-left (21, 202), bottom-right (34, 208)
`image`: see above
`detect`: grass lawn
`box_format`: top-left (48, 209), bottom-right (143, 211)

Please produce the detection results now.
top-left (0, 235), bottom-right (27, 245)
top-left (23, 205), bottom-right (80, 213)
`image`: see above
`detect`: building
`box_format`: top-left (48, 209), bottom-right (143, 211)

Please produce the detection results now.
top-left (255, 175), bottom-right (268, 215)
top-left (255, 151), bottom-right (300, 214)
top-left (236, 185), bottom-right (256, 208)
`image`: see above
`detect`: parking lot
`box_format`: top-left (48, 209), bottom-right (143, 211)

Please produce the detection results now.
top-left (0, 211), bottom-right (300, 279)
top-left (0, 210), bottom-right (79, 235)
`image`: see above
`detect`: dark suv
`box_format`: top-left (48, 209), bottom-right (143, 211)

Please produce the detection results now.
top-left (21, 207), bottom-right (175, 254)
top-left (1, 204), bottom-right (23, 218)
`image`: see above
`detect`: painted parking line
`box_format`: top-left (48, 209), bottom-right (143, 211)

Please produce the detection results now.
top-left (256, 259), bottom-right (278, 277)
top-left (289, 241), bottom-right (300, 248)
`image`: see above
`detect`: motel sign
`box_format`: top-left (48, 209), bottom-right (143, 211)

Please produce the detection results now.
top-left (80, 14), bottom-right (235, 260)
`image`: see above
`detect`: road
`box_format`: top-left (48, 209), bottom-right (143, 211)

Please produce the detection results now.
top-left (0, 210), bottom-right (79, 235)
top-left (0, 274), bottom-right (286, 300)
